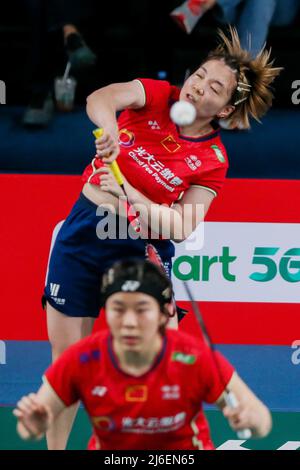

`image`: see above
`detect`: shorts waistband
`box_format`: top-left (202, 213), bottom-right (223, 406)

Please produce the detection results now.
top-left (78, 192), bottom-right (174, 253)
top-left (78, 192), bottom-right (128, 220)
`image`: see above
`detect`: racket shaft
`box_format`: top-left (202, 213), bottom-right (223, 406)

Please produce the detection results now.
top-left (183, 282), bottom-right (252, 439)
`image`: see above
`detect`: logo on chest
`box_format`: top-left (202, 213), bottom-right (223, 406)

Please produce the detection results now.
top-left (92, 416), bottom-right (115, 431)
top-left (161, 385), bottom-right (181, 400)
top-left (91, 386), bottom-right (107, 397)
top-left (160, 135), bottom-right (181, 153)
top-left (125, 385), bottom-right (148, 402)
top-left (184, 155), bottom-right (202, 171)
top-left (148, 120), bottom-right (160, 130)
top-left (118, 129), bottom-right (135, 147)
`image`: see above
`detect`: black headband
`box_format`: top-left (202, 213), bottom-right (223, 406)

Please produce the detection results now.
top-left (101, 278), bottom-right (172, 307)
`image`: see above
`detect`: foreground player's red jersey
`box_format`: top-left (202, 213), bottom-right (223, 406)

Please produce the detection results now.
top-left (45, 329), bottom-right (234, 450)
top-left (82, 79), bottom-right (229, 206)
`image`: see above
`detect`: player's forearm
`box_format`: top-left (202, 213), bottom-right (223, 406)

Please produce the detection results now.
top-left (222, 374), bottom-right (273, 439)
top-left (250, 402), bottom-right (272, 438)
top-left (86, 86), bottom-right (119, 131)
top-left (123, 179), bottom-right (186, 241)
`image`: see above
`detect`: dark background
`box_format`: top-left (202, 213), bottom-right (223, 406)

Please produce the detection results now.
top-left (1, 0), bottom-right (300, 108)
top-left (1, 1), bottom-right (300, 178)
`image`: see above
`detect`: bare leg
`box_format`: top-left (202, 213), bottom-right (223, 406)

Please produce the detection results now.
top-left (46, 303), bottom-right (95, 450)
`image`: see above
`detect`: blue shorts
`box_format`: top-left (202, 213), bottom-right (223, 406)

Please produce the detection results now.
top-left (44, 193), bottom-right (175, 318)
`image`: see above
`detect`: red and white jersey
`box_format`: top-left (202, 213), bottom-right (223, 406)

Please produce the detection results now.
top-left (44, 329), bottom-right (234, 450)
top-left (82, 79), bottom-right (229, 206)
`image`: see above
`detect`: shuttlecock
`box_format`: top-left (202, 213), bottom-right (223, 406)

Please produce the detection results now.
top-left (170, 100), bottom-right (196, 126)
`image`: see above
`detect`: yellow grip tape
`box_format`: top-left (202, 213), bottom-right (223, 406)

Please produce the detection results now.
top-left (93, 128), bottom-right (124, 186)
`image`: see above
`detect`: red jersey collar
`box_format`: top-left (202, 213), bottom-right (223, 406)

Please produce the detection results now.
top-left (107, 334), bottom-right (167, 379)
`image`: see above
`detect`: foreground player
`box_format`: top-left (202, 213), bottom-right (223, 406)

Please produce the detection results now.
top-left (43, 27), bottom-right (281, 448)
top-left (17, 260), bottom-right (271, 449)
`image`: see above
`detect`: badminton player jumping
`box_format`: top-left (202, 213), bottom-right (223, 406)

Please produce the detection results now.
top-left (17, 260), bottom-right (272, 449)
top-left (43, 28), bottom-right (281, 449)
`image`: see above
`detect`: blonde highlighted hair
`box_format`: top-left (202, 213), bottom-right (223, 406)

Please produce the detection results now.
top-left (206, 26), bottom-right (283, 129)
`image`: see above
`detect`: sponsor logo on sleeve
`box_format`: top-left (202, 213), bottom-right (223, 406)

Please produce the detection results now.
top-left (211, 144), bottom-right (226, 163)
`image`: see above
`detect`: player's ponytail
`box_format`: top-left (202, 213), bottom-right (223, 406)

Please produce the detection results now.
top-left (206, 26), bottom-right (283, 129)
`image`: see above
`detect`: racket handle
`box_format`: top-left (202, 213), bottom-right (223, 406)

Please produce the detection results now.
top-left (110, 161), bottom-right (124, 186)
top-left (93, 128), bottom-right (104, 139)
top-left (93, 128), bottom-right (124, 186)
top-left (225, 391), bottom-right (252, 440)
